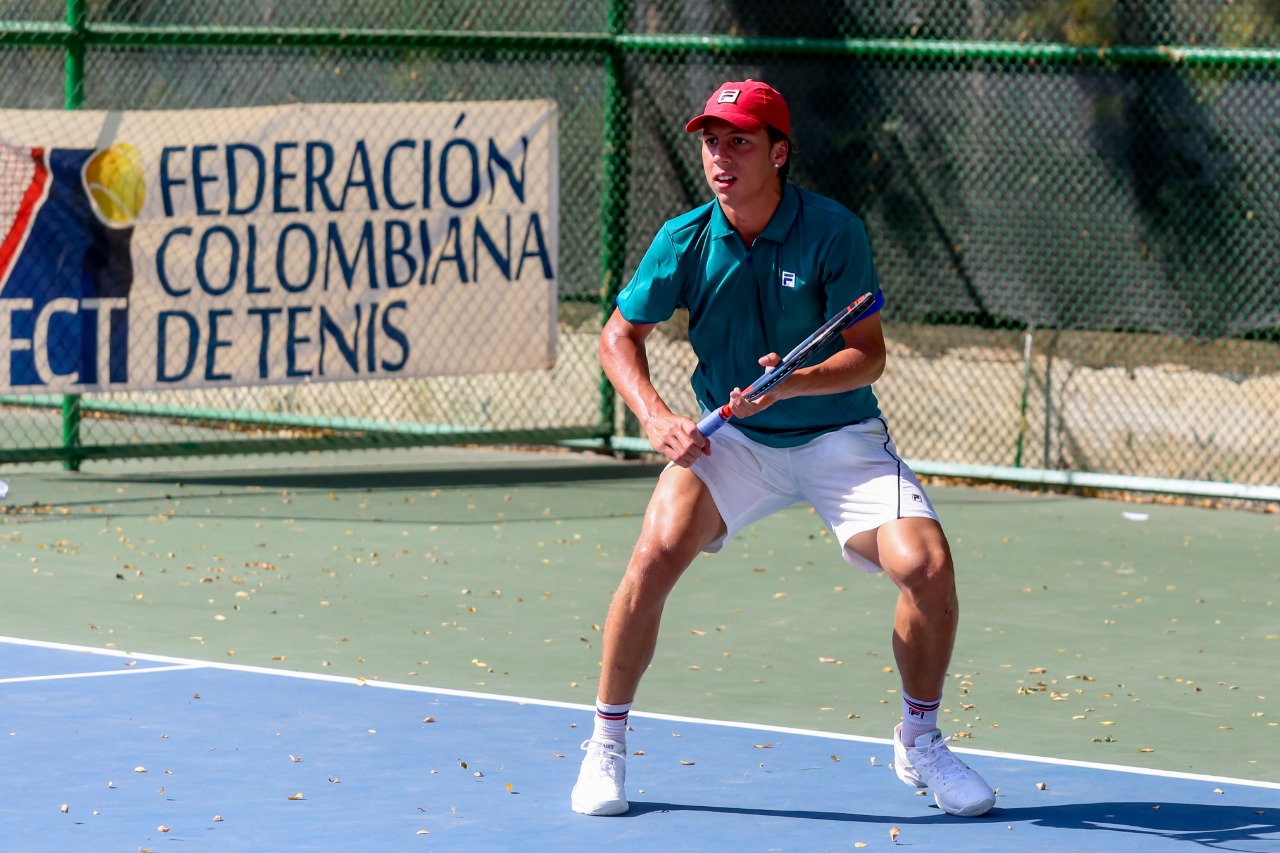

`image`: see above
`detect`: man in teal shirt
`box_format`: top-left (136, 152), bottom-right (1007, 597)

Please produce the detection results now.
top-left (616, 170), bottom-right (884, 446)
top-left (572, 79), bottom-right (996, 819)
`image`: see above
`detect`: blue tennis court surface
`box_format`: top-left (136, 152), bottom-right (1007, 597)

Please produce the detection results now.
top-left (3, 637), bottom-right (1277, 851)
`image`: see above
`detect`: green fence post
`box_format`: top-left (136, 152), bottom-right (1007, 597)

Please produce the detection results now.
top-left (596, 0), bottom-right (633, 447)
top-left (61, 0), bottom-right (86, 471)
top-left (1014, 324), bottom-right (1034, 468)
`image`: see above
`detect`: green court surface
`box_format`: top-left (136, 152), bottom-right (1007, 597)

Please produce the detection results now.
top-left (2, 446), bottom-right (1277, 784)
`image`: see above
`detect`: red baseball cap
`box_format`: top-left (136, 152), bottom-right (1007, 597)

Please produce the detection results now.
top-left (685, 80), bottom-right (791, 137)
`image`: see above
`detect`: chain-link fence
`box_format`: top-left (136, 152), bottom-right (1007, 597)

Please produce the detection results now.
top-left (1, 2), bottom-right (1278, 499)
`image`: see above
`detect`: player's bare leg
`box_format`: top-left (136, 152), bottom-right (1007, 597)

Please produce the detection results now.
top-left (598, 466), bottom-right (725, 705)
top-left (848, 518), bottom-right (995, 816)
top-left (871, 517), bottom-right (958, 701)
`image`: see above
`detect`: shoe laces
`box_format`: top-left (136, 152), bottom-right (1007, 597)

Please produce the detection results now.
top-left (915, 734), bottom-right (972, 788)
top-left (580, 739), bottom-right (624, 780)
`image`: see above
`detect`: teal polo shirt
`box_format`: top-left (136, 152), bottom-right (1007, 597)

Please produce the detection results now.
top-left (616, 184), bottom-right (883, 448)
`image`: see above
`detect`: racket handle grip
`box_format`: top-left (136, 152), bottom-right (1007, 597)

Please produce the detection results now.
top-left (697, 405), bottom-right (732, 438)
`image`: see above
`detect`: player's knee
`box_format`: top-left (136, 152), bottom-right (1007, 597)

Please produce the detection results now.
top-left (621, 543), bottom-right (693, 598)
top-left (894, 548), bottom-right (955, 602)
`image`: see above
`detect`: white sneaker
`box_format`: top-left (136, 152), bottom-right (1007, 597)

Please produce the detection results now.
top-left (570, 739), bottom-right (628, 816)
top-left (894, 725), bottom-right (996, 817)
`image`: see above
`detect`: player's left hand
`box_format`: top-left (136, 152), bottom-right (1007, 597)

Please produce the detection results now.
top-left (727, 352), bottom-right (784, 419)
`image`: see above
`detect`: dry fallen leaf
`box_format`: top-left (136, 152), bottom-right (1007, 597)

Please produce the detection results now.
top-left (890, 826), bottom-right (901, 843)
top-left (1036, 782), bottom-right (1047, 790)
top-left (287, 792), bottom-right (305, 800)
top-left (60, 804), bottom-right (68, 814)
top-left (679, 760), bottom-right (695, 766)
top-left (157, 826), bottom-right (171, 833)
top-left (213, 815), bottom-right (224, 822)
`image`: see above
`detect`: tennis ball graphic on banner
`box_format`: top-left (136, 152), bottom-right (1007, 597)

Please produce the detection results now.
top-left (83, 143), bottom-right (145, 226)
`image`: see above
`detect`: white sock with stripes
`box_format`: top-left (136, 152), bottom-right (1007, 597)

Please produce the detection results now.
top-left (592, 700), bottom-right (631, 748)
top-left (901, 691), bottom-right (941, 747)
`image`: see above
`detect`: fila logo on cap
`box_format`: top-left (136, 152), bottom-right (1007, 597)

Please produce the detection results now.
top-left (780, 271), bottom-right (796, 288)
top-left (717, 89), bottom-right (741, 104)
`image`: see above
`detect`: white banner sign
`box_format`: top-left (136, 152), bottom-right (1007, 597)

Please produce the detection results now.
top-left (0, 100), bottom-right (559, 393)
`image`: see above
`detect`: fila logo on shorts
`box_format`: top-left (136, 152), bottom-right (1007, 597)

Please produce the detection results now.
top-left (717, 89), bottom-right (741, 104)
top-left (780, 271), bottom-right (797, 288)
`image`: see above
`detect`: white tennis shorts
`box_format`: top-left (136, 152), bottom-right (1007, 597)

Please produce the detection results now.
top-left (689, 417), bottom-right (938, 573)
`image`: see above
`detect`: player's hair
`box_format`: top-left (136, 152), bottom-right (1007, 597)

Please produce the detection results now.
top-left (767, 126), bottom-right (794, 184)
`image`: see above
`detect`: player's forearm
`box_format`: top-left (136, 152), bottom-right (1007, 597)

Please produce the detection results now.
top-left (599, 327), bottom-right (676, 428)
top-left (779, 345), bottom-right (885, 399)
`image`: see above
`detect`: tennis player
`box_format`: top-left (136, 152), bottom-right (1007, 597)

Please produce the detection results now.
top-left (571, 80), bottom-right (995, 818)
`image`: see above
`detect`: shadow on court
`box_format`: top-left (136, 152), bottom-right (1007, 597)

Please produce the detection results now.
top-left (70, 459), bottom-right (667, 490)
top-left (626, 800), bottom-right (1279, 847)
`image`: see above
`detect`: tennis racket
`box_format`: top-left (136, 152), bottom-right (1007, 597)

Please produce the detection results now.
top-left (696, 290), bottom-right (881, 438)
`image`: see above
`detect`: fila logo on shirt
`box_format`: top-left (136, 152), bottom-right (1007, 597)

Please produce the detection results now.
top-left (780, 271), bottom-right (797, 288)
top-left (718, 89), bottom-right (741, 104)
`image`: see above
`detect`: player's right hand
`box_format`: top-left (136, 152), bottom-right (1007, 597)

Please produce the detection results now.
top-left (645, 413), bottom-right (711, 468)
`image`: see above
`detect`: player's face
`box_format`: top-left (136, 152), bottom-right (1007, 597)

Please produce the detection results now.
top-left (699, 119), bottom-right (784, 208)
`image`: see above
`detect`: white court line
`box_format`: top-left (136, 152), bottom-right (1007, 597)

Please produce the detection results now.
top-left (0, 664), bottom-right (202, 684)
top-left (3, 634), bottom-right (1279, 793)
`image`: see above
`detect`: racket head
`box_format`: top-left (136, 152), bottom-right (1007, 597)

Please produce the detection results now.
top-left (698, 290), bottom-right (879, 437)
top-left (742, 290), bottom-right (878, 402)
